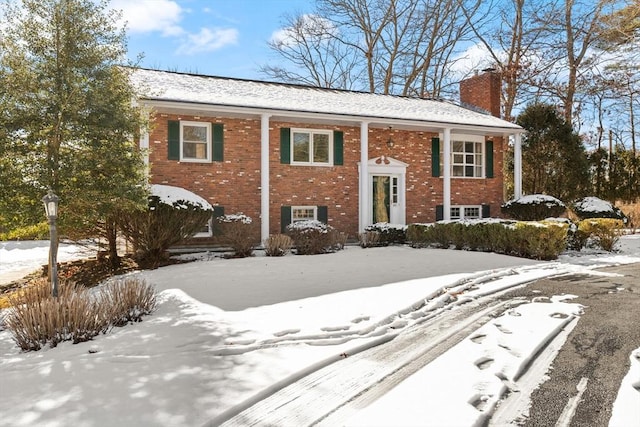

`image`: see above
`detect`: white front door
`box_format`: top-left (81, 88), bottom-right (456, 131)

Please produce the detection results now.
top-left (371, 174), bottom-right (402, 224)
top-left (363, 156), bottom-right (407, 226)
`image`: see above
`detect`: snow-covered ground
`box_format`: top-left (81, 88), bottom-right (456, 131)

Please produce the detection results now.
top-left (0, 236), bottom-right (639, 426)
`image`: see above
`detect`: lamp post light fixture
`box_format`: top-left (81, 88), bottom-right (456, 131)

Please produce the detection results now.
top-left (42, 189), bottom-right (60, 297)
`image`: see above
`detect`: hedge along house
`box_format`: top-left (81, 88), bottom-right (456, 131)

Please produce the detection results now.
top-left (130, 68), bottom-right (524, 243)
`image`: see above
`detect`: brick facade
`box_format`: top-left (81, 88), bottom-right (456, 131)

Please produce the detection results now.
top-left (146, 112), bottom-right (506, 239)
top-left (460, 69), bottom-right (502, 118)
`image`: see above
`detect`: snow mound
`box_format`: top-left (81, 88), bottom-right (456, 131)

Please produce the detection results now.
top-left (505, 194), bottom-right (565, 207)
top-left (151, 184), bottom-right (212, 211)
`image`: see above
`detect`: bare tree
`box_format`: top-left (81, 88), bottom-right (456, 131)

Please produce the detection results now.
top-left (531, 0), bottom-right (617, 124)
top-left (461, 0), bottom-right (552, 121)
top-left (262, 0), bottom-right (481, 97)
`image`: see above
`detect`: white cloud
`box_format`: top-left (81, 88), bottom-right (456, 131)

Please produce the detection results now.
top-left (176, 27), bottom-right (239, 55)
top-left (449, 42), bottom-right (497, 79)
top-left (110, 0), bottom-right (184, 36)
top-left (270, 14), bottom-right (337, 47)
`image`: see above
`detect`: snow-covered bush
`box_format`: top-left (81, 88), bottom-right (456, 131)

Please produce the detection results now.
top-left (4, 277), bottom-right (156, 351)
top-left (360, 223), bottom-right (407, 247)
top-left (119, 185), bottom-right (213, 267)
top-left (216, 213), bottom-right (259, 258)
top-left (264, 234), bottom-right (293, 256)
top-left (501, 194), bottom-right (566, 221)
top-left (571, 197), bottom-right (627, 222)
top-left (286, 220), bottom-right (345, 255)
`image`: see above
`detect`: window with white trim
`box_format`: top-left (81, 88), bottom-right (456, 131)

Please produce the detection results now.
top-left (181, 121), bottom-right (211, 162)
top-left (450, 205), bottom-right (482, 220)
top-left (451, 140), bottom-right (483, 178)
top-left (194, 216), bottom-right (213, 237)
top-left (292, 206), bottom-right (317, 222)
top-left (292, 129), bottom-right (332, 165)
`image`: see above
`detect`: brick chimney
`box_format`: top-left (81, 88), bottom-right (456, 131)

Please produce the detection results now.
top-left (459, 68), bottom-right (501, 118)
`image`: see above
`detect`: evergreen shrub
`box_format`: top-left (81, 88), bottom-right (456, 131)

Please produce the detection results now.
top-left (362, 223), bottom-right (407, 246)
top-left (264, 234), bottom-right (293, 257)
top-left (571, 197), bottom-right (628, 222)
top-left (0, 222), bottom-right (49, 241)
top-left (407, 220), bottom-right (567, 260)
top-left (119, 194), bottom-right (212, 268)
top-left (570, 218), bottom-right (623, 252)
top-left (501, 194), bottom-right (566, 221)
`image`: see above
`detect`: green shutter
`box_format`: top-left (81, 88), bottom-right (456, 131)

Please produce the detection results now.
top-left (168, 120), bottom-right (180, 160)
top-left (280, 128), bottom-right (291, 164)
top-left (432, 137), bottom-right (440, 177)
top-left (485, 140), bottom-right (494, 178)
top-left (317, 206), bottom-right (328, 223)
top-left (212, 123), bottom-right (224, 162)
top-left (281, 206), bottom-right (292, 233)
top-left (482, 204), bottom-right (490, 218)
top-left (436, 205), bottom-right (444, 221)
top-left (333, 131), bottom-right (344, 165)
top-left (211, 206), bottom-right (225, 235)
top-left (212, 206), bottom-right (225, 217)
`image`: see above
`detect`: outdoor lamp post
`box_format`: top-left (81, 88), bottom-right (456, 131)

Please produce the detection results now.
top-left (42, 189), bottom-right (60, 297)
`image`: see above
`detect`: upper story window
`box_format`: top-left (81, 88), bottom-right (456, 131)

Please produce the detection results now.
top-left (292, 129), bottom-right (332, 165)
top-left (452, 140), bottom-right (483, 178)
top-left (181, 121), bottom-right (211, 162)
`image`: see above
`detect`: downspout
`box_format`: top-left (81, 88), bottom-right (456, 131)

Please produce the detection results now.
top-left (359, 122), bottom-right (369, 233)
top-left (443, 128), bottom-right (451, 220)
top-left (260, 114), bottom-right (271, 243)
top-left (513, 132), bottom-right (522, 199)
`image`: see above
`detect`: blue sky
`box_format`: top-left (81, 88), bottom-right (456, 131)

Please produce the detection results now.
top-left (112, 0), bottom-right (313, 79)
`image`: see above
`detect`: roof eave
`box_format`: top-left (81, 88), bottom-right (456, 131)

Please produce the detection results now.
top-left (138, 97), bottom-right (523, 134)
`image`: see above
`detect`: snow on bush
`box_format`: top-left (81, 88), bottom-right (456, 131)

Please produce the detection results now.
top-left (216, 213), bottom-right (258, 258)
top-left (150, 184), bottom-right (212, 211)
top-left (219, 213), bottom-right (252, 224)
top-left (502, 194), bottom-right (566, 221)
top-left (360, 223), bottom-right (408, 247)
top-left (286, 220), bottom-right (345, 255)
top-left (571, 196), bottom-right (627, 222)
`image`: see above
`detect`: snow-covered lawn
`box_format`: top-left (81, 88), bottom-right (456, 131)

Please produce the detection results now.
top-left (0, 236), bottom-right (639, 426)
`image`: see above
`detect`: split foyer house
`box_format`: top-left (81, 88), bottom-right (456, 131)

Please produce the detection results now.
top-left (130, 68), bottom-right (524, 242)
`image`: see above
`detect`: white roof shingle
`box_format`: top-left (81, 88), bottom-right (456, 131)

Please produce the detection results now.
top-left (130, 68), bottom-right (521, 132)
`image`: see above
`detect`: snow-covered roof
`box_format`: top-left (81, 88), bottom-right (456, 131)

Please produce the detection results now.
top-left (130, 68), bottom-right (522, 132)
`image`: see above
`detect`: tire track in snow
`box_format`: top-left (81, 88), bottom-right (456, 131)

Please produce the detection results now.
top-left (215, 297), bottom-right (512, 427)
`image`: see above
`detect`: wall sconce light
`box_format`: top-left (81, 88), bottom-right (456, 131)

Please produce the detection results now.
top-left (387, 126), bottom-right (394, 148)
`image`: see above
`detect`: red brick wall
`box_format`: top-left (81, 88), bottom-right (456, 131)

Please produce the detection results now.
top-left (459, 70), bottom-right (501, 118)
top-left (146, 112), bottom-right (505, 238)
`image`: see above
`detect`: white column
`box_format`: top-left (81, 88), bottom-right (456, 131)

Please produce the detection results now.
top-left (443, 128), bottom-right (451, 220)
top-left (359, 122), bottom-right (369, 233)
top-left (513, 132), bottom-right (523, 199)
top-left (260, 114), bottom-right (271, 243)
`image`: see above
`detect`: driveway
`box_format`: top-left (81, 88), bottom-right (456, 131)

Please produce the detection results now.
top-left (139, 246), bottom-right (541, 311)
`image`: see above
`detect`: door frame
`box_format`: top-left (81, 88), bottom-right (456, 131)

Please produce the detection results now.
top-left (364, 156), bottom-right (407, 226)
